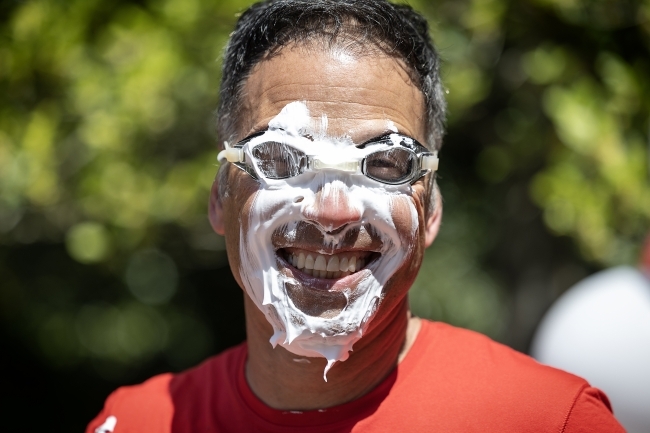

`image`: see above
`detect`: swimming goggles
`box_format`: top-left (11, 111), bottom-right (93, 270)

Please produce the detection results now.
top-left (217, 132), bottom-right (439, 185)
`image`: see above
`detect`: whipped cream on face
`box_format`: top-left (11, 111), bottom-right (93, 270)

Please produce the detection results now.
top-left (236, 101), bottom-right (419, 380)
top-left (386, 120), bottom-right (399, 133)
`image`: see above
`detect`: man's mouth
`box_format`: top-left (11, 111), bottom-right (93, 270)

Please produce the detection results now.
top-left (279, 247), bottom-right (379, 279)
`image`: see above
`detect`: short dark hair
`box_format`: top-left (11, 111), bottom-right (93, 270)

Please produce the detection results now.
top-left (216, 0), bottom-right (446, 151)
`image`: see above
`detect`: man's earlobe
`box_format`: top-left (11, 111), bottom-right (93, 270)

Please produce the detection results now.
top-left (424, 190), bottom-right (442, 248)
top-left (208, 176), bottom-right (226, 235)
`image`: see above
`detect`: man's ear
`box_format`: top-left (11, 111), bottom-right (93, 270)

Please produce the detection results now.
top-left (424, 187), bottom-right (442, 248)
top-left (208, 173), bottom-right (225, 235)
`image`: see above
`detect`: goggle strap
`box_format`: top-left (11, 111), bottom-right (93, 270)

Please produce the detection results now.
top-left (217, 146), bottom-right (244, 163)
top-left (421, 152), bottom-right (439, 172)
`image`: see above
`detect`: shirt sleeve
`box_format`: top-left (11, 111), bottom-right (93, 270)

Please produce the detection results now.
top-left (85, 374), bottom-right (174, 433)
top-left (86, 390), bottom-right (120, 433)
top-left (562, 386), bottom-right (626, 433)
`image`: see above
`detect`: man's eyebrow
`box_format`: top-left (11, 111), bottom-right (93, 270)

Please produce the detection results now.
top-left (245, 125), bottom-right (269, 138)
top-left (358, 130), bottom-right (406, 146)
top-left (239, 130), bottom-right (267, 143)
top-left (242, 128), bottom-right (316, 143)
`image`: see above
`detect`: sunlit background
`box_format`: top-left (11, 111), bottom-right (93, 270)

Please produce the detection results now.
top-left (1, 0), bottom-right (649, 431)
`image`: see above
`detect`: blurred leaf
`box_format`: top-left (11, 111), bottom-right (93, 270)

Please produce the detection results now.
top-left (65, 221), bottom-right (111, 263)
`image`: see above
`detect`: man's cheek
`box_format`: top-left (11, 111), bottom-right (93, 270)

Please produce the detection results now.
top-left (257, 189), bottom-right (299, 223)
top-left (388, 195), bottom-right (419, 246)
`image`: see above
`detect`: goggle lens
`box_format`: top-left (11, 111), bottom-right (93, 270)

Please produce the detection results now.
top-left (252, 141), bottom-right (308, 179)
top-left (363, 147), bottom-right (415, 184)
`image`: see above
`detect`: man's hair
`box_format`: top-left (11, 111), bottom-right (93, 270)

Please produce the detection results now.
top-left (216, 0), bottom-right (446, 151)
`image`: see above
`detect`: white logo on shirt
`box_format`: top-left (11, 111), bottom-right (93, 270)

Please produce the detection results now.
top-left (95, 415), bottom-right (117, 433)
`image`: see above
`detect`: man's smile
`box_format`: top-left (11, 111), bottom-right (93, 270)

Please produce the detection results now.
top-left (279, 247), bottom-right (380, 279)
top-left (271, 221), bottom-right (386, 293)
top-left (274, 245), bottom-right (383, 318)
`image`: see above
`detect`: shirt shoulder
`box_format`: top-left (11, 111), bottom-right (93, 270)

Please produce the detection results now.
top-left (418, 320), bottom-right (588, 388)
top-left (85, 373), bottom-right (174, 433)
top-left (376, 320), bottom-right (623, 432)
top-left (416, 320), bottom-right (583, 375)
top-left (86, 343), bottom-right (247, 433)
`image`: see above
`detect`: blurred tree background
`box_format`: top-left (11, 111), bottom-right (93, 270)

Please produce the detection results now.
top-left (0, 0), bottom-right (648, 430)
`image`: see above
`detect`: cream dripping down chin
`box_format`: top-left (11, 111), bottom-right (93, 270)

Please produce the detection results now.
top-left (236, 101), bottom-right (418, 380)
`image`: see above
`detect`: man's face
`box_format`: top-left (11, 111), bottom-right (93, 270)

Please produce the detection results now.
top-left (210, 45), bottom-right (440, 376)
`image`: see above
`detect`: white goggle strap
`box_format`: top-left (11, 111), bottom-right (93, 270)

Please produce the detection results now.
top-left (421, 151), bottom-right (439, 173)
top-left (217, 142), bottom-right (245, 164)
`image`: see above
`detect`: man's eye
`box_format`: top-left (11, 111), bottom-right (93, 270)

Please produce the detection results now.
top-left (364, 148), bottom-right (414, 183)
top-left (252, 142), bottom-right (306, 179)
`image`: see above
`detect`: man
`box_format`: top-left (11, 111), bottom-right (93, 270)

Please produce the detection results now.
top-left (87, 1), bottom-right (625, 432)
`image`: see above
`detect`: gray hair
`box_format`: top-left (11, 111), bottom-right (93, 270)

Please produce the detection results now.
top-left (216, 0), bottom-right (446, 151)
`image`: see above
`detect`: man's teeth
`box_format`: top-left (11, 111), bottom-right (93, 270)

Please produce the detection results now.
top-left (288, 252), bottom-right (367, 278)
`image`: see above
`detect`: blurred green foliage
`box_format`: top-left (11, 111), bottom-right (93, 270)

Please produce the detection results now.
top-left (411, 0), bottom-right (650, 337)
top-left (0, 0), bottom-right (649, 408)
top-left (0, 0), bottom-right (247, 378)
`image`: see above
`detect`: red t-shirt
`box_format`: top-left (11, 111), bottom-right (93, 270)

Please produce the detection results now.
top-left (87, 321), bottom-right (624, 432)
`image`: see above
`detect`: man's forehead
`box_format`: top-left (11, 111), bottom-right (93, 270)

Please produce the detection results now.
top-left (237, 45), bottom-right (427, 144)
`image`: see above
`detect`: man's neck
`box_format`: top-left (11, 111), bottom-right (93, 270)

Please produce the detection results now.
top-left (244, 296), bottom-right (421, 410)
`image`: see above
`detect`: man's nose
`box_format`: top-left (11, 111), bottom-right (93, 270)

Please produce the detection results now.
top-left (302, 182), bottom-right (362, 232)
